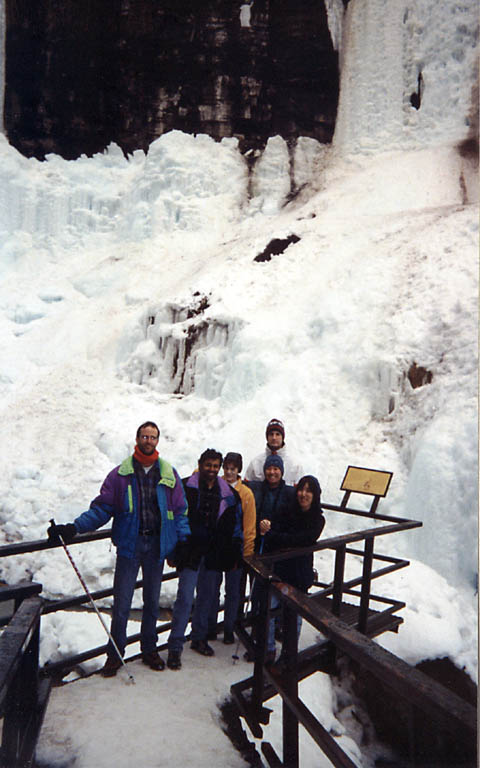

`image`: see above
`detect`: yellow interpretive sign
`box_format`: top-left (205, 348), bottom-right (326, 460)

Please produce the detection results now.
top-left (340, 466), bottom-right (393, 497)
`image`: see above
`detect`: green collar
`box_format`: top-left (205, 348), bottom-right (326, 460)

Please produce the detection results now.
top-left (118, 456), bottom-right (176, 488)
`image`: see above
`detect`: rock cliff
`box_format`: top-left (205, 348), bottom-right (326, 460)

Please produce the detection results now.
top-left (4, 0), bottom-right (339, 159)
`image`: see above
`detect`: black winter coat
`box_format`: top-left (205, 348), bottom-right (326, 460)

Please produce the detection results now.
top-left (176, 474), bottom-right (243, 572)
top-left (262, 502), bottom-right (325, 591)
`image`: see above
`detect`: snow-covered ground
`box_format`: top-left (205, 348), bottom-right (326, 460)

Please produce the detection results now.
top-left (0, 0), bottom-right (478, 765)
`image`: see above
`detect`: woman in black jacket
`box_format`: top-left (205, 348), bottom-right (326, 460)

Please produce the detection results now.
top-left (261, 474), bottom-right (324, 662)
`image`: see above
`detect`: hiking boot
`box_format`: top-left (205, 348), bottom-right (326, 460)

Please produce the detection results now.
top-left (142, 651), bottom-right (165, 671)
top-left (190, 639), bottom-right (215, 657)
top-left (167, 650), bottom-right (182, 670)
top-left (223, 631), bottom-right (235, 645)
top-left (100, 655), bottom-right (122, 677)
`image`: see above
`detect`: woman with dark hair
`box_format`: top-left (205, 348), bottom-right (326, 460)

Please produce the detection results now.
top-left (261, 474), bottom-right (325, 662)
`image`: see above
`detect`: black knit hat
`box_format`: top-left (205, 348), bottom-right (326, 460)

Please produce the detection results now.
top-left (223, 452), bottom-right (243, 472)
top-left (263, 454), bottom-right (284, 474)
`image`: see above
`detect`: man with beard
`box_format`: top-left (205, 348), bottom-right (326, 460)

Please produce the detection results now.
top-left (47, 421), bottom-right (189, 677)
top-left (166, 449), bottom-right (243, 670)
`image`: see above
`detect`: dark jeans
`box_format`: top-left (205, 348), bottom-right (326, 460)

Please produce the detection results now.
top-left (109, 534), bottom-right (164, 657)
top-left (208, 568), bottom-right (243, 635)
top-left (168, 558), bottom-right (219, 652)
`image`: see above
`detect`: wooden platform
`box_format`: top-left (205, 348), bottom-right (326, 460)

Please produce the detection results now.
top-left (308, 593), bottom-right (403, 638)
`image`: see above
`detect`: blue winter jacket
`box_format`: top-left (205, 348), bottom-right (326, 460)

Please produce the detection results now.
top-left (73, 455), bottom-right (190, 561)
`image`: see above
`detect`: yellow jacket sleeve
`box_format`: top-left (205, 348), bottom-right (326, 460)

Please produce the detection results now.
top-left (238, 481), bottom-right (256, 557)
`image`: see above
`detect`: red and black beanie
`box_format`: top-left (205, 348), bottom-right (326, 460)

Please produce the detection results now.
top-left (265, 418), bottom-right (285, 440)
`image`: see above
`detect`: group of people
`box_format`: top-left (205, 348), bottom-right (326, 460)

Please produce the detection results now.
top-left (47, 418), bottom-right (324, 676)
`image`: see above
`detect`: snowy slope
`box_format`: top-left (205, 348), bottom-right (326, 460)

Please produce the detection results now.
top-left (0, 135), bottom-right (476, 586)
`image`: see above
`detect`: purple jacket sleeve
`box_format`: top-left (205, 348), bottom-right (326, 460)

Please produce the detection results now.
top-left (171, 467), bottom-right (190, 541)
top-left (74, 467), bottom-right (118, 533)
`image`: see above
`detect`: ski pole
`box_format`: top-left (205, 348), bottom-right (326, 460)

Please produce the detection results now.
top-left (50, 518), bottom-right (135, 684)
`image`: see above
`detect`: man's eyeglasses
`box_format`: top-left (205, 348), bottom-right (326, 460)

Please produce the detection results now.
top-left (139, 435), bottom-right (158, 442)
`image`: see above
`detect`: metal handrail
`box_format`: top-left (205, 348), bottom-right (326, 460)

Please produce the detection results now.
top-left (271, 581), bottom-right (477, 737)
top-left (0, 528), bottom-right (112, 558)
top-left (259, 517), bottom-right (422, 564)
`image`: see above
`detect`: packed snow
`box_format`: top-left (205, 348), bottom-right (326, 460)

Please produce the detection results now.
top-left (0, 0), bottom-right (477, 766)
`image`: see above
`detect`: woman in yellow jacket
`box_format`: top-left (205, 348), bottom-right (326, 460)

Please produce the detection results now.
top-left (208, 452), bottom-right (256, 643)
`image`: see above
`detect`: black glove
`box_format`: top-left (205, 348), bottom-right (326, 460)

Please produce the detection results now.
top-left (47, 522), bottom-right (77, 544)
top-left (167, 538), bottom-right (191, 570)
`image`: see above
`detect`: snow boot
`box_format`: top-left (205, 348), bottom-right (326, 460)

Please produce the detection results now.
top-left (190, 639), bottom-right (215, 656)
top-left (100, 655), bottom-right (123, 677)
top-left (167, 650), bottom-right (182, 670)
top-left (142, 651), bottom-right (165, 671)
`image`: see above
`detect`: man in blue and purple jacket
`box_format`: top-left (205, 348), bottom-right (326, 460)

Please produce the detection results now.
top-left (47, 421), bottom-right (189, 677)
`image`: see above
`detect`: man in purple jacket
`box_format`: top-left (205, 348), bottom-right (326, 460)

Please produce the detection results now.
top-left (47, 421), bottom-right (190, 677)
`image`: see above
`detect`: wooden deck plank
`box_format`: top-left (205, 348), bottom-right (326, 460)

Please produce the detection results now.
top-left (308, 594), bottom-right (402, 637)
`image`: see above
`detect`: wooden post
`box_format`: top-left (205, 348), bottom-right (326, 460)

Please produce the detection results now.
top-left (358, 537), bottom-right (374, 634)
top-left (0, 597), bottom-right (44, 767)
top-left (332, 544), bottom-right (346, 617)
top-left (282, 602), bottom-right (299, 768)
top-left (252, 580), bottom-right (270, 720)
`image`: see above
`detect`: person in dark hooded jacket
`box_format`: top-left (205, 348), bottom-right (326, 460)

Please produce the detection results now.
top-left (259, 474), bottom-right (324, 662)
top-left (263, 474), bottom-right (324, 588)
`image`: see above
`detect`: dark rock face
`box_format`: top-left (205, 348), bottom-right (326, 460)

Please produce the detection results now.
top-left (4, 0), bottom-right (339, 159)
top-left (407, 362), bottom-right (433, 389)
top-left (254, 234), bottom-right (300, 262)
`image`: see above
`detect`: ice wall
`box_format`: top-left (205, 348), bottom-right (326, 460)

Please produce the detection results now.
top-left (403, 410), bottom-right (478, 588)
top-left (0, 132), bottom-right (248, 250)
top-left (334, 0), bottom-right (479, 154)
top-left (0, 0), bottom-right (5, 134)
top-left (324, 0), bottom-right (346, 52)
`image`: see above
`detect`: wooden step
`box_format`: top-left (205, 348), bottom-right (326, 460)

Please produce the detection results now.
top-left (308, 594), bottom-right (403, 638)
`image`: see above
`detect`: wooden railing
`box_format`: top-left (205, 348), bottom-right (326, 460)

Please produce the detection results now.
top-left (0, 479), bottom-right (475, 768)
top-left (231, 502), bottom-right (477, 768)
top-left (0, 583), bottom-right (51, 768)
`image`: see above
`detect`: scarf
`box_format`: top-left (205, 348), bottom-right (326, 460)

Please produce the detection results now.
top-left (133, 445), bottom-right (159, 467)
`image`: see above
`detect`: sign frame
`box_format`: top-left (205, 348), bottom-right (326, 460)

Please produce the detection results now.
top-left (340, 465), bottom-right (393, 498)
